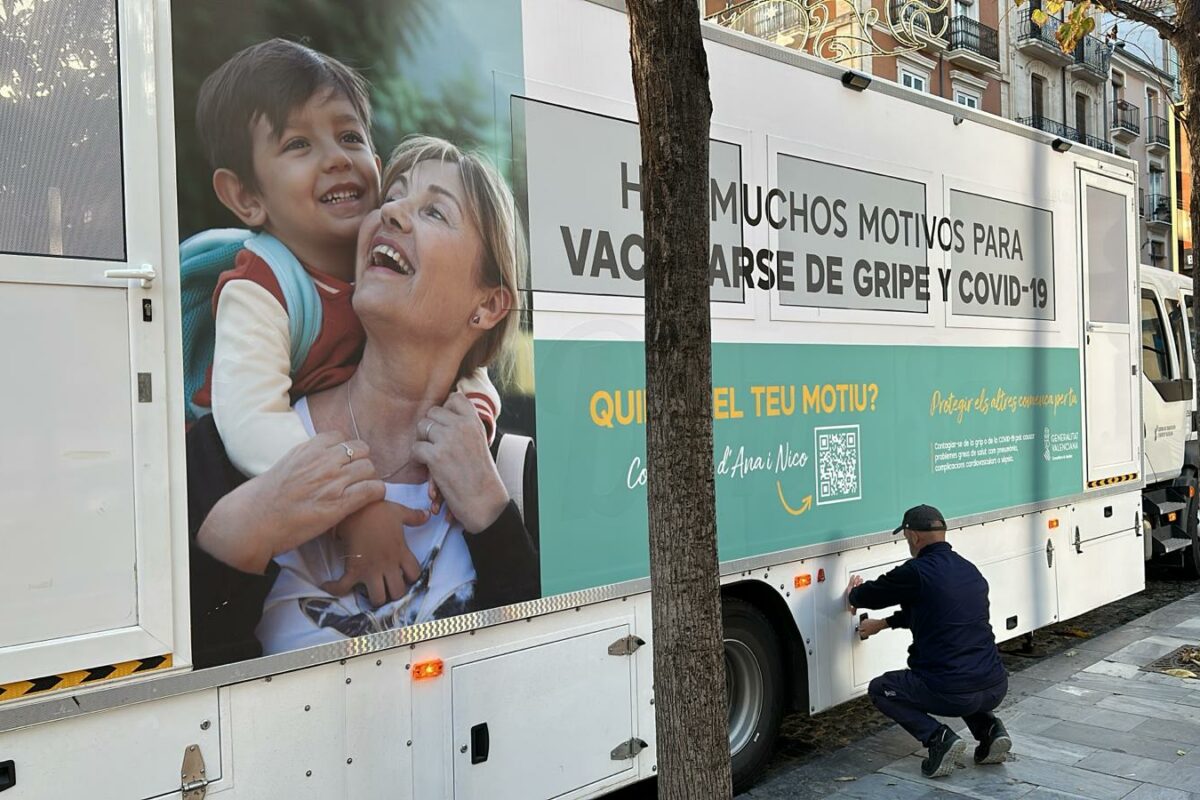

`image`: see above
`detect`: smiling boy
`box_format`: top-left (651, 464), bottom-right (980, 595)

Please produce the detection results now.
top-left (191, 39), bottom-right (500, 606)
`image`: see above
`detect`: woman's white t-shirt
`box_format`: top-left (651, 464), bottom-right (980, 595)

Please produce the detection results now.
top-left (256, 397), bottom-right (476, 655)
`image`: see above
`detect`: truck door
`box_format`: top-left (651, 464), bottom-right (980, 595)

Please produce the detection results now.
top-left (1167, 291), bottom-right (1197, 430)
top-left (1142, 287), bottom-right (1190, 482)
top-left (1079, 174), bottom-right (1141, 485)
top-left (0, 1), bottom-right (176, 689)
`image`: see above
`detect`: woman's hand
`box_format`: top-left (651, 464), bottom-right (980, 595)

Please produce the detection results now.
top-left (413, 392), bottom-right (510, 533)
top-left (196, 432), bottom-right (386, 574)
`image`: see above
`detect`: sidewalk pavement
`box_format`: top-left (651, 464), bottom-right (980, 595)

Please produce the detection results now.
top-left (745, 592), bottom-right (1200, 800)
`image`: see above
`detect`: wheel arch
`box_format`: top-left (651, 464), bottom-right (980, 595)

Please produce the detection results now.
top-left (722, 579), bottom-right (810, 713)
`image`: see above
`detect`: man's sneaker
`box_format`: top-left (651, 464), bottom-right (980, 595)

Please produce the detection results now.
top-left (974, 719), bottom-right (1012, 765)
top-left (921, 726), bottom-right (966, 778)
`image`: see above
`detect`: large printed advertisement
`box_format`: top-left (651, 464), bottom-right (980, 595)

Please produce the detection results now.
top-left (174, 2), bottom-right (1081, 669)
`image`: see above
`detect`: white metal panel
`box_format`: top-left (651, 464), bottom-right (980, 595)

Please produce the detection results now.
top-left (0, 688), bottom-right (219, 800)
top-left (0, 284), bottom-right (137, 651)
top-left (344, 651), bottom-right (414, 800)
top-left (848, 557), bottom-right (910, 690)
top-left (451, 625), bottom-right (636, 800)
top-left (223, 662), bottom-right (350, 799)
top-left (1055, 528), bottom-right (1144, 621)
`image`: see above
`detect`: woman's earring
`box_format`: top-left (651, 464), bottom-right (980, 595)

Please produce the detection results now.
top-left (471, 314), bottom-right (481, 324)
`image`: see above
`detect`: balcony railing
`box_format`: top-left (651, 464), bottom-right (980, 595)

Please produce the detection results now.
top-left (1018, 8), bottom-right (1062, 48)
top-left (1139, 189), bottom-right (1146, 218)
top-left (1073, 34), bottom-right (1110, 78)
top-left (889, 0), bottom-right (948, 41)
top-left (1078, 132), bottom-right (1113, 152)
top-left (1016, 115), bottom-right (1114, 153)
top-left (1147, 115), bottom-right (1170, 147)
top-left (948, 15), bottom-right (999, 62)
top-left (1111, 100), bottom-right (1140, 135)
top-left (706, 0), bottom-right (804, 42)
top-left (1147, 193), bottom-right (1172, 224)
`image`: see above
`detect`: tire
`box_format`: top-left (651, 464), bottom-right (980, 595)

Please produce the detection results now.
top-left (723, 598), bottom-right (785, 794)
top-left (1181, 467), bottom-right (1200, 579)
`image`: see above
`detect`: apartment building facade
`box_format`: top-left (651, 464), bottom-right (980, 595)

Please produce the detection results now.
top-left (1106, 46), bottom-right (1177, 269)
top-left (703, 0), bottom-right (1187, 272)
top-left (702, 0), bottom-right (1005, 114)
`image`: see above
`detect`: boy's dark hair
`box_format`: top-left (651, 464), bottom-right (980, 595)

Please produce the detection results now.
top-left (196, 38), bottom-right (372, 193)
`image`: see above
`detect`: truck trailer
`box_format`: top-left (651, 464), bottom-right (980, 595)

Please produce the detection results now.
top-left (0, 0), bottom-right (1150, 796)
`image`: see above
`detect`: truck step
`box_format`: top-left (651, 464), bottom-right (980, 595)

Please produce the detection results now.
top-left (1155, 537), bottom-right (1194, 555)
top-left (1150, 500), bottom-right (1189, 517)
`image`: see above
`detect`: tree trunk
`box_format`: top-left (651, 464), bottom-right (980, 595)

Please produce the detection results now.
top-left (626, 2), bottom-right (731, 798)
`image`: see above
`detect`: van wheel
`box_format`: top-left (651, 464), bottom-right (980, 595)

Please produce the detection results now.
top-left (724, 598), bottom-right (784, 794)
top-left (1181, 468), bottom-right (1200, 579)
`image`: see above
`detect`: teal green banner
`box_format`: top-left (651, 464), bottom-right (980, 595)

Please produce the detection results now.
top-left (535, 341), bottom-right (1083, 597)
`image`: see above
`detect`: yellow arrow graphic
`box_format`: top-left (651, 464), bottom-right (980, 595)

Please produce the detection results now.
top-left (776, 481), bottom-right (813, 516)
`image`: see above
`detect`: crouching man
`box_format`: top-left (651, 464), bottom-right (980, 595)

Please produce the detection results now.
top-left (847, 504), bottom-right (1011, 778)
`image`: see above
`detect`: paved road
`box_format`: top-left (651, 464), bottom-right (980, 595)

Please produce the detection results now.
top-left (610, 571), bottom-right (1200, 798)
top-left (743, 587), bottom-right (1200, 799)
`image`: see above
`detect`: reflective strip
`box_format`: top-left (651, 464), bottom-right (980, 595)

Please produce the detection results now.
top-left (1086, 473), bottom-right (1140, 488)
top-left (0, 655), bottom-right (172, 703)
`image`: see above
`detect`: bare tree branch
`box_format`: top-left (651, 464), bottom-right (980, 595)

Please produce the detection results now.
top-left (1091, 0), bottom-right (1179, 41)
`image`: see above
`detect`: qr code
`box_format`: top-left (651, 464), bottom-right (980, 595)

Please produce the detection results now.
top-left (815, 425), bottom-right (862, 505)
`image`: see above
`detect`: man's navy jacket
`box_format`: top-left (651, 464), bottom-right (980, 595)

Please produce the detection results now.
top-left (849, 541), bottom-right (1006, 693)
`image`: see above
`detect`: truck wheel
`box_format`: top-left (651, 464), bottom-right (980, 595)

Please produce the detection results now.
top-left (723, 598), bottom-right (784, 794)
top-left (1181, 468), bottom-right (1200, 579)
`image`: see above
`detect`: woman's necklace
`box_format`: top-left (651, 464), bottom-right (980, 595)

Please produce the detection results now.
top-left (345, 381), bottom-right (413, 482)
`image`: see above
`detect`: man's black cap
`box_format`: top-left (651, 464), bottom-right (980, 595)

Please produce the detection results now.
top-left (893, 504), bottom-right (946, 535)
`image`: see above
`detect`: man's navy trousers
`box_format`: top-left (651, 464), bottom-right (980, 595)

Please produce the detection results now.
top-left (869, 669), bottom-right (1008, 746)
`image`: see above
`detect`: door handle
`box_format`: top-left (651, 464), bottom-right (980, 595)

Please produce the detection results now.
top-left (1085, 321), bottom-right (1099, 332)
top-left (470, 722), bottom-right (490, 764)
top-left (104, 264), bottom-right (157, 288)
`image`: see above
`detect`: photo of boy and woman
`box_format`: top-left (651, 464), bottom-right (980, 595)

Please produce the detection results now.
top-left (174, 1), bottom-right (539, 669)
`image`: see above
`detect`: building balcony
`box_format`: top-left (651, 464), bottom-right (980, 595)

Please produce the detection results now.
top-left (1110, 100), bottom-right (1140, 142)
top-left (889, 0), bottom-right (950, 53)
top-left (1146, 193), bottom-right (1173, 227)
top-left (1016, 10), bottom-right (1074, 67)
top-left (1068, 34), bottom-right (1110, 83)
top-left (1147, 115), bottom-right (1171, 153)
top-left (1016, 115), bottom-right (1114, 153)
top-left (946, 15), bottom-right (1000, 70)
top-left (704, 0), bottom-right (806, 46)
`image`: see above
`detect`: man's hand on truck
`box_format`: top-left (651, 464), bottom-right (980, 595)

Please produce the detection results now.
top-left (857, 617), bottom-right (888, 640)
top-left (846, 574), bottom-right (864, 613)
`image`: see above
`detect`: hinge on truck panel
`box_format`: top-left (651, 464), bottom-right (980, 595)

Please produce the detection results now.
top-left (608, 635), bottom-right (645, 656)
top-left (1046, 538), bottom-right (1055, 568)
top-left (1136, 512), bottom-right (1142, 536)
top-left (1074, 527), bottom-right (1083, 554)
top-left (180, 744), bottom-right (209, 800)
top-left (611, 738), bottom-right (648, 760)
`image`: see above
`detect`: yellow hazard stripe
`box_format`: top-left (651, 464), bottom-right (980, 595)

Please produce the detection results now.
top-left (0, 655), bottom-right (172, 703)
top-left (1087, 473), bottom-right (1140, 489)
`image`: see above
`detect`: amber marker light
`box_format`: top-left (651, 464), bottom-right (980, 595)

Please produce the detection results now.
top-left (795, 573), bottom-right (812, 588)
top-left (413, 659), bottom-right (444, 681)
top-left (1048, 519), bottom-right (1059, 529)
